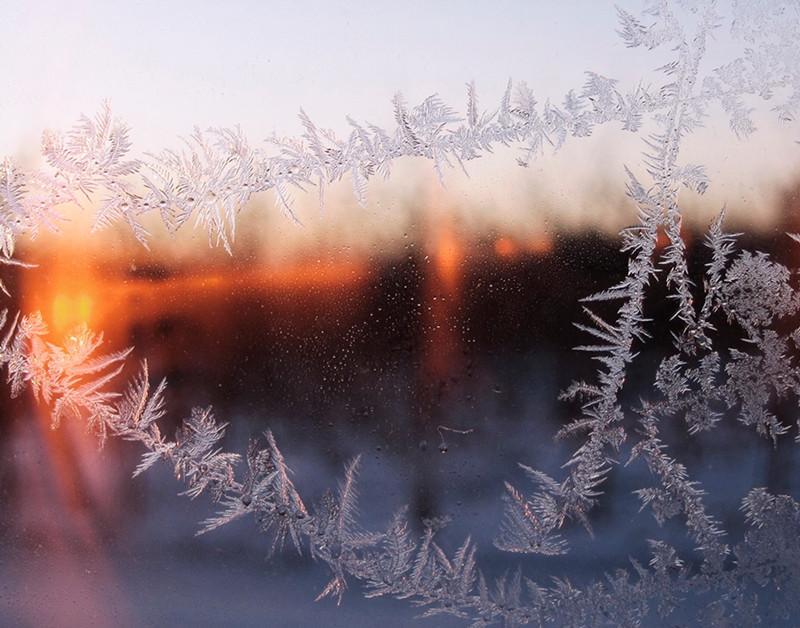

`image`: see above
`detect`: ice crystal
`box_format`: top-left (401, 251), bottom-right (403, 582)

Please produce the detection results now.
top-left (722, 252), bottom-right (798, 333)
top-left (495, 467), bottom-right (567, 556)
top-left (310, 456), bottom-right (383, 604)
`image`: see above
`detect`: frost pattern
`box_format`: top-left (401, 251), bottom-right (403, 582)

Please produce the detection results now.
top-left (2, 295), bottom-right (800, 625)
top-left (0, 5), bottom-right (796, 256)
top-left (1, 0), bottom-right (800, 626)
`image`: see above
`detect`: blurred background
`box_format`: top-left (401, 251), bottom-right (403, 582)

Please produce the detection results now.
top-left (0, 177), bottom-right (799, 626)
top-left (1, 0), bottom-right (800, 626)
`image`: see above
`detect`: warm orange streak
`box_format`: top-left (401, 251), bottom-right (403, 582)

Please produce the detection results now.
top-left (432, 224), bottom-right (462, 296)
top-left (494, 237), bottom-right (518, 259)
top-left (23, 255), bottom-right (371, 347)
top-left (171, 259), bottom-right (369, 293)
top-left (421, 213), bottom-right (464, 380)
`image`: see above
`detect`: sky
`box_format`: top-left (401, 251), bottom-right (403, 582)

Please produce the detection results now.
top-left (0, 0), bottom-right (633, 147)
top-left (0, 0), bottom-right (624, 142)
top-left (1, 0), bottom-right (798, 254)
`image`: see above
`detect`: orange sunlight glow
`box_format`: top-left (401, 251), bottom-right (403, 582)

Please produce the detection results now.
top-left (51, 293), bottom-right (94, 334)
top-left (494, 237), bottom-right (518, 259)
top-left (432, 223), bottom-right (463, 296)
top-left (421, 210), bottom-right (465, 381)
top-left (16, 246), bottom-right (132, 628)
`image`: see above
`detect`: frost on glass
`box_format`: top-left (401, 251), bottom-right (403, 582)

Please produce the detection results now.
top-left (2, 0), bottom-right (800, 625)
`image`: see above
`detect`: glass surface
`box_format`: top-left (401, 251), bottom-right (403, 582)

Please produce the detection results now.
top-left (0, 1), bottom-right (799, 626)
